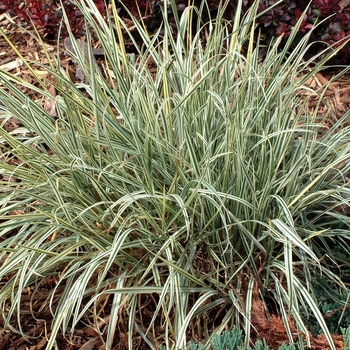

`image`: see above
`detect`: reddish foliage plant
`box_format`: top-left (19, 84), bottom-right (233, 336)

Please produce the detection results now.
top-left (0, 0), bottom-right (107, 37)
top-left (248, 0), bottom-right (350, 47)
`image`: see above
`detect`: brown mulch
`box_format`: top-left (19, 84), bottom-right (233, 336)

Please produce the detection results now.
top-left (1, 9), bottom-right (350, 350)
top-left (249, 281), bottom-right (345, 350)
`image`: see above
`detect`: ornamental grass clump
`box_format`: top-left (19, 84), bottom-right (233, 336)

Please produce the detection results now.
top-left (0, 0), bottom-right (350, 349)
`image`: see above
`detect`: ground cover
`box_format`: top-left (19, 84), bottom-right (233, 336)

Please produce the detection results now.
top-left (1, 1), bottom-right (350, 349)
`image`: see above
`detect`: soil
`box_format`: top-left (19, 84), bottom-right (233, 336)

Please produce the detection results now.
top-left (0, 9), bottom-right (350, 350)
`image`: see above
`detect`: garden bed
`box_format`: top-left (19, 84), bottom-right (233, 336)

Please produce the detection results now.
top-left (1, 3), bottom-right (350, 350)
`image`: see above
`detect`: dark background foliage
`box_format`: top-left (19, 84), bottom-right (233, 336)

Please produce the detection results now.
top-left (0, 0), bottom-right (349, 48)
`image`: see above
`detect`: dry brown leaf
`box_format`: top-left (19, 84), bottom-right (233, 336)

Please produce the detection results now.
top-left (43, 85), bottom-right (57, 117)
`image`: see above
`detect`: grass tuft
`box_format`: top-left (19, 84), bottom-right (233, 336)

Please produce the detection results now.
top-left (0, 0), bottom-right (350, 349)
